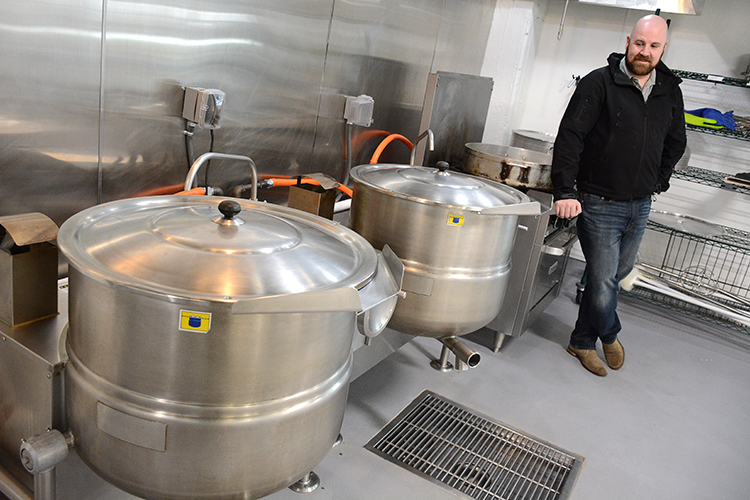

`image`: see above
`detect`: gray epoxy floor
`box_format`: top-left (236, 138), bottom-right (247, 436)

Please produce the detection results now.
top-left (11, 259), bottom-right (750, 500)
top-left (263, 258), bottom-right (750, 500)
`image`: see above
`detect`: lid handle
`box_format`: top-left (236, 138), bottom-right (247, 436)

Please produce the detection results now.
top-left (435, 161), bottom-right (450, 173)
top-left (214, 200), bottom-right (245, 226)
top-left (219, 200), bottom-right (241, 219)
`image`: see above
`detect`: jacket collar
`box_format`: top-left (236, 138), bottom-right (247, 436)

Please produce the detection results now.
top-left (607, 52), bottom-right (682, 95)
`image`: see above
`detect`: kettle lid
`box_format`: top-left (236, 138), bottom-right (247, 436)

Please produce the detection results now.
top-left (350, 163), bottom-right (530, 209)
top-left (57, 196), bottom-right (378, 301)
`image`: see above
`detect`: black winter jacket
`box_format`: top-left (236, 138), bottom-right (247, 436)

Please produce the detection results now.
top-left (551, 53), bottom-right (687, 201)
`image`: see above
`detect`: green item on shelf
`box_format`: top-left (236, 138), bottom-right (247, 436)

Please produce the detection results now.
top-left (685, 112), bottom-right (723, 129)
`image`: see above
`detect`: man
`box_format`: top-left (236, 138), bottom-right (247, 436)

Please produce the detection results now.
top-left (551, 14), bottom-right (687, 376)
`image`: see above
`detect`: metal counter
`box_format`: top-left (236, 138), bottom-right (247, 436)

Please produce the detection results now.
top-left (485, 189), bottom-right (578, 351)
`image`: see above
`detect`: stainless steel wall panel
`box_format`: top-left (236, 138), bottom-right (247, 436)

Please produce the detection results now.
top-left (312, 0), bottom-right (443, 177)
top-left (0, 0), bottom-right (495, 223)
top-left (99, 0), bottom-right (334, 201)
top-left (313, 0), bottom-right (496, 179)
top-left (0, 1), bottom-right (102, 226)
top-left (417, 72), bottom-right (494, 168)
top-left (432, 0), bottom-right (496, 75)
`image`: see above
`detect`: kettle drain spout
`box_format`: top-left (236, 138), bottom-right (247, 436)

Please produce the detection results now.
top-left (431, 337), bottom-right (480, 372)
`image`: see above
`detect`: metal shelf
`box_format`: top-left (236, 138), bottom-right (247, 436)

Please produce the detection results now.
top-left (622, 287), bottom-right (749, 333)
top-left (675, 69), bottom-right (750, 142)
top-left (686, 123), bottom-right (750, 142)
top-left (671, 166), bottom-right (750, 196)
top-left (632, 218), bottom-right (750, 333)
top-left (669, 71), bottom-right (750, 193)
top-left (647, 217), bottom-right (750, 254)
top-left (645, 71), bottom-right (750, 331)
top-left (674, 70), bottom-right (750, 89)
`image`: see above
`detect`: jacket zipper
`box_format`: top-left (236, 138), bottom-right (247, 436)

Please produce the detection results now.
top-left (633, 97), bottom-right (649, 194)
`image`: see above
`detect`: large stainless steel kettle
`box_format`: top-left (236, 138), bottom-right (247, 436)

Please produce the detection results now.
top-left (57, 195), bottom-right (402, 500)
top-left (349, 162), bottom-right (539, 345)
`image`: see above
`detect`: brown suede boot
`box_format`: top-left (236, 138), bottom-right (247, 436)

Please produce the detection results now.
top-left (566, 345), bottom-right (607, 376)
top-left (602, 339), bottom-right (624, 370)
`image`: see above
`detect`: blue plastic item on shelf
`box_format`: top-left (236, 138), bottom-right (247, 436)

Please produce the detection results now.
top-left (686, 108), bottom-right (736, 130)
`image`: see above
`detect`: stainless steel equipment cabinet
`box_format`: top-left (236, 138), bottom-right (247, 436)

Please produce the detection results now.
top-left (0, 286), bottom-right (67, 498)
top-left (485, 189), bottom-right (578, 352)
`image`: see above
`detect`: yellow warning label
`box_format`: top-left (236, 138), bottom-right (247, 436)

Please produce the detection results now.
top-left (179, 310), bottom-right (212, 333)
top-left (447, 214), bottom-right (464, 227)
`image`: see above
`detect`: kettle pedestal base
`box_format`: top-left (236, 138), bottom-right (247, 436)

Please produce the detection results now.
top-left (288, 471), bottom-right (320, 494)
top-left (430, 345), bottom-right (454, 372)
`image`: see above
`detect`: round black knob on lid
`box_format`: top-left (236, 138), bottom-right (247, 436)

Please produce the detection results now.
top-left (218, 200), bottom-right (241, 220)
top-left (435, 161), bottom-right (450, 172)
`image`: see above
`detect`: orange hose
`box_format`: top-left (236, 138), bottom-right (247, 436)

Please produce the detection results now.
top-left (369, 134), bottom-right (414, 164)
top-left (265, 177), bottom-right (353, 198)
top-left (130, 184), bottom-right (185, 197)
top-left (349, 129), bottom-right (391, 159)
top-left (174, 187), bottom-right (207, 195)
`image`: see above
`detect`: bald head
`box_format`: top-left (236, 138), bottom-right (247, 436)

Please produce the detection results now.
top-left (630, 15), bottom-right (669, 41)
top-left (625, 15), bottom-right (669, 77)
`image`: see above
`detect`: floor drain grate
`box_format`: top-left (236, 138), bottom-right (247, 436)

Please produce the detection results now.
top-left (365, 391), bottom-right (583, 500)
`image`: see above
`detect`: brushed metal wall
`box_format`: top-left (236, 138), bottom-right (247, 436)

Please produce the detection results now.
top-left (0, 0), bottom-right (102, 225)
top-left (0, 0), bottom-right (495, 226)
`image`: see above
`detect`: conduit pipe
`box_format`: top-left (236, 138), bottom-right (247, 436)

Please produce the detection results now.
top-left (638, 262), bottom-right (750, 309)
top-left (334, 199), bottom-right (351, 214)
top-left (409, 129), bottom-right (434, 165)
top-left (185, 153), bottom-right (258, 201)
top-left (132, 184), bottom-right (185, 197)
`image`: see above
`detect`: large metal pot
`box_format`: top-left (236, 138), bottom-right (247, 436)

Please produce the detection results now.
top-left (349, 163), bottom-right (539, 340)
top-left (464, 142), bottom-right (553, 192)
top-left (511, 129), bottom-right (555, 155)
top-left (57, 196), bottom-right (402, 500)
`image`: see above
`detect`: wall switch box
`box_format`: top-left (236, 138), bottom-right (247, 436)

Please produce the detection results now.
top-left (344, 94), bottom-right (374, 127)
top-left (182, 87), bottom-right (225, 129)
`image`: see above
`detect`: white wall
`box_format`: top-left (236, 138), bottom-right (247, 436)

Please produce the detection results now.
top-left (481, 0), bottom-right (750, 235)
top-left (489, 0), bottom-right (750, 136)
top-left (481, 0), bottom-right (549, 146)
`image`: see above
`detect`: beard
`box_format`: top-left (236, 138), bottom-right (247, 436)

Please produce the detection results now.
top-left (626, 52), bottom-right (659, 76)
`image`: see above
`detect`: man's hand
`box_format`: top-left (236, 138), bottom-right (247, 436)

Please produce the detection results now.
top-left (555, 199), bottom-right (581, 219)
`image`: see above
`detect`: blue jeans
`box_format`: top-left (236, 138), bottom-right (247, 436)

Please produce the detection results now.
top-left (570, 194), bottom-right (651, 350)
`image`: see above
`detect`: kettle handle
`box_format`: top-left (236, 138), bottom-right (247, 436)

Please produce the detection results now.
top-left (356, 245), bottom-right (405, 338)
top-left (231, 288), bottom-right (362, 314)
top-left (231, 245), bottom-right (404, 320)
top-left (477, 201), bottom-right (541, 216)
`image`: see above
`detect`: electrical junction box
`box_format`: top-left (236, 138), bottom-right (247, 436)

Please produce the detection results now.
top-left (182, 87), bottom-right (225, 129)
top-left (344, 94), bottom-right (374, 127)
